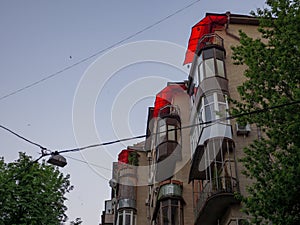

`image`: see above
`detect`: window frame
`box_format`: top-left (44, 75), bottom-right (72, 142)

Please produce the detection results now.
top-left (200, 92), bottom-right (229, 123)
top-left (156, 119), bottom-right (181, 145)
top-left (117, 209), bottom-right (136, 225)
top-left (197, 48), bottom-right (226, 83)
top-left (156, 198), bottom-right (184, 225)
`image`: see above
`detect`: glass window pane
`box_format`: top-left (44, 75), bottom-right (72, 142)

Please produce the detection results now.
top-left (218, 103), bottom-right (227, 118)
top-left (125, 214), bottom-right (131, 225)
top-left (162, 206), bottom-right (169, 225)
top-left (199, 53), bottom-right (203, 62)
top-left (133, 214), bottom-right (136, 225)
top-left (176, 127), bottom-right (181, 143)
top-left (118, 214), bottom-right (123, 225)
top-left (198, 63), bottom-right (204, 82)
top-left (205, 104), bottom-right (215, 122)
top-left (171, 205), bottom-right (179, 225)
top-left (204, 94), bottom-right (214, 105)
top-left (168, 125), bottom-right (176, 141)
top-left (162, 200), bottom-right (168, 207)
top-left (217, 93), bottom-right (226, 102)
top-left (159, 124), bottom-right (166, 142)
top-left (203, 48), bottom-right (214, 59)
top-left (216, 49), bottom-right (224, 59)
top-left (216, 59), bottom-right (225, 77)
top-left (205, 58), bottom-right (215, 77)
top-left (193, 66), bottom-right (199, 87)
top-left (171, 199), bottom-right (178, 205)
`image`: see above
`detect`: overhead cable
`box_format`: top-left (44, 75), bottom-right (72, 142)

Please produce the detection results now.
top-left (56, 99), bottom-right (300, 154)
top-left (0, 0), bottom-right (201, 101)
top-left (65, 155), bottom-right (111, 171)
top-left (0, 125), bottom-right (47, 151)
top-left (1, 99), bottom-right (299, 156)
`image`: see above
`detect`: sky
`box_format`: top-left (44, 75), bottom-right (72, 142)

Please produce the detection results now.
top-left (0, 0), bottom-right (266, 224)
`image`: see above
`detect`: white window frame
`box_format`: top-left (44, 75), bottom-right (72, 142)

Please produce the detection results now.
top-left (117, 209), bottom-right (136, 225)
top-left (200, 93), bottom-right (229, 123)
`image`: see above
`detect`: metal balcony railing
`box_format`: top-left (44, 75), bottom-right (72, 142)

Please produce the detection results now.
top-left (158, 104), bottom-right (180, 118)
top-left (194, 177), bottom-right (238, 219)
top-left (196, 33), bottom-right (224, 53)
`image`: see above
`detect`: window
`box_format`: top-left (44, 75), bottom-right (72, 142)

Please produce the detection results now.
top-left (117, 210), bottom-right (136, 225)
top-left (159, 120), bottom-right (167, 143)
top-left (200, 93), bottom-right (229, 123)
top-left (204, 58), bottom-right (215, 77)
top-left (216, 59), bottom-right (225, 77)
top-left (156, 199), bottom-right (183, 225)
top-left (156, 119), bottom-right (181, 145)
top-left (197, 48), bottom-right (226, 82)
top-left (226, 218), bottom-right (249, 225)
top-left (156, 117), bottom-right (182, 163)
top-left (216, 93), bottom-right (228, 120)
top-left (203, 94), bottom-right (215, 122)
top-left (190, 109), bottom-right (202, 152)
top-left (168, 125), bottom-right (176, 141)
top-left (119, 214), bottom-right (123, 225)
top-left (203, 48), bottom-right (214, 59)
top-left (198, 62), bottom-right (204, 82)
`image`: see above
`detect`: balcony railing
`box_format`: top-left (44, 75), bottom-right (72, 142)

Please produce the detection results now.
top-left (194, 177), bottom-right (239, 224)
top-left (158, 104), bottom-right (180, 118)
top-left (196, 33), bottom-right (224, 54)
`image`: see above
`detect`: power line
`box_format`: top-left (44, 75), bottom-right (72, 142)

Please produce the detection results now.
top-left (0, 125), bottom-right (47, 151)
top-left (58, 134), bottom-right (146, 154)
top-left (1, 99), bottom-right (299, 156)
top-left (64, 155), bottom-right (111, 181)
top-left (0, 0), bottom-right (201, 102)
top-left (65, 155), bottom-right (111, 171)
top-left (57, 99), bottom-right (300, 154)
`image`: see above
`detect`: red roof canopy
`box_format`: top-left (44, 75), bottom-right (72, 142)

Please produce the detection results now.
top-left (183, 15), bottom-right (227, 65)
top-left (153, 84), bottom-right (186, 117)
top-left (118, 149), bottom-right (133, 164)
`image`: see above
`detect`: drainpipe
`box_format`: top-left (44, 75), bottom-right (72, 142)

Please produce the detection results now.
top-left (225, 11), bottom-right (240, 41)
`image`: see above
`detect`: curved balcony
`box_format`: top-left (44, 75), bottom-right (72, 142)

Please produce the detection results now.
top-left (152, 180), bottom-right (184, 222)
top-left (118, 164), bottom-right (137, 178)
top-left (194, 178), bottom-right (240, 225)
top-left (155, 142), bottom-right (182, 182)
top-left (118, 164), bottom-right (137, 207)
top-left (189, 137), bottom-right (234, 181)
top-left (157, 180), bottom-right (183, 201)
top-left (196, 33), bottom-right (224, 55)
top-left (158, 104), bottom-right (181, 120)
top-left (155, 104), bottom-right (182, 182)
top-left (198, 76), bottom-right (229, 96)
top-left (156, 140), bottom-right (182, 163)
top-left (190, 125), bottom-right (234, 181)
top-left (117, 198), bottom-right (136, 210)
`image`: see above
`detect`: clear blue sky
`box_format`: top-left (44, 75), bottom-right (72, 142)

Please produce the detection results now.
top-left (0, 0), bottom-right (266, 224)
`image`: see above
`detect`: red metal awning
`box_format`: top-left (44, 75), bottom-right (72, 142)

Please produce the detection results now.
top-left (153, 84), bottom-right (186, 117)
top-left (183, 14), bottom-right (227, 65)
top-left (118, 149), bottom-right (133, 164)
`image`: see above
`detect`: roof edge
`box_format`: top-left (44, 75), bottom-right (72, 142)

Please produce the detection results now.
top-left (205, 12), bottom-right (259, 26)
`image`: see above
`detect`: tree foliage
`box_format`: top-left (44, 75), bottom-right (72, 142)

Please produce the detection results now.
top-left (232, 0), bottom-right (300, 224)
top-left (70, 217), bottom-right (83, 225)
top-left (0, 153), bottom-right (73, 225)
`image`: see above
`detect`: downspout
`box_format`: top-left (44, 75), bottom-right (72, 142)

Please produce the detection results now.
top-left (225, 11), bottom-right (240, 41)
